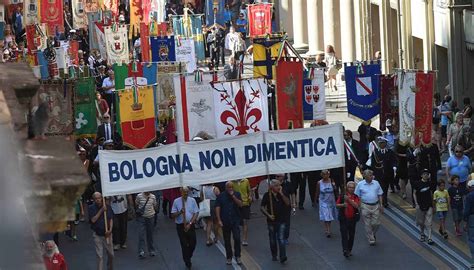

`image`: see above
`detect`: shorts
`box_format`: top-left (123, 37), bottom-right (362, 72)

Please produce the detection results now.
top-left (441, 125), bottom-right (447, 138)
top-left (452, 208), bottom-right (463, 222)
top-left (240, 206), bottom-right (251, 220)
top-left (416, 207), bottom-right (433, 228)
top-left (437, 211), bottom-right (448, 220)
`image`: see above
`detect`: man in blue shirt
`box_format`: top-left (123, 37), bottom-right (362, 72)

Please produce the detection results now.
top-left (235, 13), bottom-right (247, 38)
top-left (446, 145), bottom-right (472, 193)
top-left (89, 192), bottom-right (114, 270)
top-left (216, 181), bottom-right (243, 265)
top-left (171, 187), bottom-right (199, 269)
top-left (355, 170), bottom-right (384, 246)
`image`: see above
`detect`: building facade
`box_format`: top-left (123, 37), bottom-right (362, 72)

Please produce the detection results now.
top-left (275, 0), bottom-right (474, 102)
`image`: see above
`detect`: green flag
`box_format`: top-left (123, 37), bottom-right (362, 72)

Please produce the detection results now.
top-left (74, 77), bottom-right (97, 138)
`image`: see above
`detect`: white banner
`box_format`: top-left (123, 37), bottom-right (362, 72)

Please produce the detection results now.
top-left (105, 25), bottom-right (130, 65)
top-left (71, 0), bottom-right (87, 29)
top-left (99, 124), bottom-right (345, 196)
top-left (398, 71), bottom-right (416, 145)
top-left (95, 23), bottom-right (107, 61)
top-left (305, 69), bottom-right (326, 120)
top-left (175, 38), bottom-right (196, 73)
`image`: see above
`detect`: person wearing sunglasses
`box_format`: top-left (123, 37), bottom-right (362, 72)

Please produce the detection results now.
top-left (446, 145), bottom-right (472, 194)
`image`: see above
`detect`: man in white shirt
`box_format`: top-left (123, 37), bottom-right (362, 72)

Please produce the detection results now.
top-left (355, 169), bottom-right (384, 246)
top-left (224, 27), bottom-right (239, 56)
top-left (101, 70), bottom-right (116, 114)
top-left (171, 187), bottom-right (199, 269)
top-left (110, 195), bottom-right (129, 250)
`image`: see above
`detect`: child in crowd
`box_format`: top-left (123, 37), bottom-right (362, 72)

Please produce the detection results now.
top-left (433, 180), bottom-right (450, 239)
top-left (448, 175), bottom-right (464, 236)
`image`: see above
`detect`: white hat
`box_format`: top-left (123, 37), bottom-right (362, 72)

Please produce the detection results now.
top-left (377, 136), bottom-right (388, 143)
top-left (192, 136), bottom-right (204, 141)
top-left (468, 180), bottom-right (474, 188)
top-left (385, 119), bottom-right (392, 127)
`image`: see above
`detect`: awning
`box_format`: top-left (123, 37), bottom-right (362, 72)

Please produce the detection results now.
top-left (465, 9), bottom-right (474, 51)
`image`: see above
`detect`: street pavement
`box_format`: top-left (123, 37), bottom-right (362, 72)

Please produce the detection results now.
top-left (59, 181), bottom-right (469, 270)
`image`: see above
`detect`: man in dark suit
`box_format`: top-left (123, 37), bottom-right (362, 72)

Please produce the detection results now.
top-left (344, 130), bottom-right (361, 183)
top-left (96, 113), bottom-right (122, 147)
top-left (224, 56), bottom-right (238, 80)
top-left (370, 137), bottom-right (397, 207)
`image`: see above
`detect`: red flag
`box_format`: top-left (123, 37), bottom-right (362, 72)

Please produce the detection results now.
top-left (140, 23), bottom-right (151, 62)
top-left (414, 72), bottom-right (434, 146)
top-left (247, 3), bottom-right (272, 37)
top-left (40, 0), bottom-right (64, 35)
top-left (276, 58), bottom-right (304, 129)
top-left (379, 74), bottom-right (398, 130)
top-left (26, 25), bottom-right (37, 54)
top-left (69, 40), bottom-right (80, 66)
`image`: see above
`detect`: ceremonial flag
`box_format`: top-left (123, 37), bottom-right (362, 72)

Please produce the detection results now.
top-left (69, 40), bottom-right (79, 66)
top-left (113, 62), bottom-right (147, 91)
top-left (156, 72), bottom-right (177, 117)
top-left (54, 46), bottom-right (67, 70)
top-left (175, 74), bottom-right (217, 142)
top-left (37, 50), bottom-right (49, 79)
top-left (190, 15), bottom-right (205, 61)
top-left (74, 77), bottom-right (97, 138)
top-left (95, 22), bottom-right (108, 61)
top-left (303, 68), bottom-right (326, 121)
top-left (275, 58), bottom-right (304, 129)
top-left (84, 0), bottom-right (99, 12)
top-left (72, 0), bottom-right (87, 29)
top-left (142, 62), bottom-right (157, 85)
top-left (129, 0), bottom-right (143, 38)
top-left (117, 86), bottom-right (157, 149)
top-left (212, 78), bottom-right (269, 138)
top-left (344, 61), bottom-right (381, 121)
top-left (150, 36), bottom-right (176, 62)
top-left (23, 0), bottom-right (39, 25)
top-left (40, 0), bottom-right (64, 35)
top-left (398, 71), bottom-right (435, 146)
top-left (379, 74), bottom-right (399, 131)
top-left (247, 3), bottom-right (272, 37)
top-left (87, 12), bottom-right (101, 51)
top-left (31, 81), bottom-right (74, 136)
top-left (26, 24), bottom-right (37, 54)
top-left (205, 0), bottom-right (226, 26)
top-left (253, 36), bottom-right (282, 79)
top-left (103, 0), bottom-right (118, 16)
top-left (104, 24), bottom-right (129, 65)
top-left (142, 0), bottom-right (151, 24)
top-left (150, 0), bottom-right (166, 23)
top-left (175, 38), bottom-right (196, 73)
top-left (140, 23), bottom-right (151, 62)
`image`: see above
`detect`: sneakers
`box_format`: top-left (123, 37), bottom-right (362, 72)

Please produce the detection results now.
top-left (427, 239), bottom-right (435, 245)
top-left (401, 193), bottom-right (407, 199)
top-left (420, 234), bottom-right (426, 242)
top-left (139, 251), bottom-right (146, 258)
top-left (242, 241), bottom-right (248, 246)
top-left (236, 257), bottom-right (242, 265)
top-left (113, 244), bottom-right (120, 251)
top-left (280, 256), bottom-right (287, 263)
top-left (150, 251), bottom-right (156, 257)
top-left (226, 259), bottom-right (232, 265)
top-left (121, 244), bottom-right (127, 249)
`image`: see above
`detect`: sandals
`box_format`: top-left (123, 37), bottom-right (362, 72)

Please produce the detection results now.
top-left (427, 239), bottom-right (435, 245)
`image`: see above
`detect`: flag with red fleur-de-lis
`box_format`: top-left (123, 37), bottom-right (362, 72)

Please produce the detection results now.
top-left (212, 78), bottom-right (269, 139)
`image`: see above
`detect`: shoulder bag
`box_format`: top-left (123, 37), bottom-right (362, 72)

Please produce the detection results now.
top-left (136, 196), bottom-right (150, 218)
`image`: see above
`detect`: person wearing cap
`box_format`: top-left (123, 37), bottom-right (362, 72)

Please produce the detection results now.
top-left (447, 112), bottom-right (467, 156)
top-left (463, 179), bottom-right (474, 266)
top-left (383, 119), bottom-right (398, 151)
top-left (413, 169), bottom-right (435, 245)
top-left (355, 169), bottom-right (383, 246)
top-left (446, 145), bottom-right (472, 193)
top-left (369, 136), bottom-right (397, 207)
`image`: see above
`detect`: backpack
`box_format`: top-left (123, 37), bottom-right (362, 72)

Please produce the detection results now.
top-left (432, 107), bottom-right (441, 125)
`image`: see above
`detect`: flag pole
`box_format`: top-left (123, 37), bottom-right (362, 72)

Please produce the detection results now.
top-left (103, 197), bottom-right (110, 245)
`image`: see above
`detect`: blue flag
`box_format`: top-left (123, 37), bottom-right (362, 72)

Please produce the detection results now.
top-left (344, 61), bottom-right (381, 121)
top-left (205, 0), bottom-right (226, 26)
top-left (150, 36), bottom-right (176, 62)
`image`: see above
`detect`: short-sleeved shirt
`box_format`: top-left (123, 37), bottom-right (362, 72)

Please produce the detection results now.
top-left (171, 196), bottom-right (199, 224)
top-left (261, 191), bottom-right (290, 224)
top-left (337, 193), bottom-right (361, 219)
top-left (434, 190), bottom-right (450, 212)
top-left (215, 191), bottom-right (242, 226)
top-left (235, 18), bottom-right (247, 33)
top-left (414, 180), bottom-right (433, 211)
top-left (135, 193), bottom-right (157, 218)
top-left (88, 203), bottom-right (114, 236)
top-left (440, 103), bottom-right (451, 126)
top-left (233, 179), bottom-right (251, 206)
top-left (101, 77), bottom-right (115, 94)
top-left (448, 186), bottom-right (464, 209)
top-left (110, 195), bottom-right (128, 214)
top-left (447, 155), bottom-right (472, 182)
top-left (354, 180), bottom-right (383, 204)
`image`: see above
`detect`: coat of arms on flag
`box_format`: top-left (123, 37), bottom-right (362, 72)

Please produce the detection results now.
top-left (398, 70), bottom-right (435, 146)
top-left (303, 68), bottom-right (326, 121)
top-left (74, 77), bottom-right (97, 138)
top-left (212, 78), bottom-right (269, 138)
top-left (105, 25), bottom-right (130, 65)
top-left (174, 74), bottom-right (217, 142)
top-left (151, 36), bottom-right (176, 62)
top-left (247, 3), bottom-right (272, 37)
top-left (344, 61), bottom-right (381, 121)
top-left (276, 58), bottom-right (304, 129)
top-left (253, 36), bottom-right (282, 79)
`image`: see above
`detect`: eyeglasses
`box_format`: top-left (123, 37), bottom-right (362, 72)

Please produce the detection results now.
top-left (104, 116), bottom-right (110, 119)
top-left (456, 151), bottom-right (463, 153)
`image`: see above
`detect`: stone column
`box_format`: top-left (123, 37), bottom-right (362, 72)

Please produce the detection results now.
top-left (339, 0), bottom-right (355, 62)
top-left (401, 0), bottom-right (414, 69)
top-left (379, 0), bottom-right (393, 73)
top-left (322, 0), bottom-right (337, 50)
top-left (307, 0), bottom-right (323, 55)
top-left (278, 0), bottom-right (293, 37)
top-left (423, 0), bottom-right (435, 70)
top-left (292, 0), bottom-right (307, 48)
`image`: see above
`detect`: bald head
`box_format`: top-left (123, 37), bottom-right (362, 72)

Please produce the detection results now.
top-left (92, 192), bottom-right (103, 206)
top-left (225, 181), bottom-right (234, 193)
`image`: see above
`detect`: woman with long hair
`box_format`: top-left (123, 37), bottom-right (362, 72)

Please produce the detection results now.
top-left (324, 45), bottom-right (338, 91)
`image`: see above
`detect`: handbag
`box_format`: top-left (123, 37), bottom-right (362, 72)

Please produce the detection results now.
top-left (136, 196), bottom-right (150, 218)
top-left (198, 188), bottom-right (211, 218)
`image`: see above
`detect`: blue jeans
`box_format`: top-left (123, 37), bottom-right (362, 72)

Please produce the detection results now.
top-left (268, 222), bottom-right (286, 259)
top-left (137, 216), bottom-right (155, 254)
